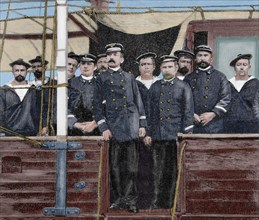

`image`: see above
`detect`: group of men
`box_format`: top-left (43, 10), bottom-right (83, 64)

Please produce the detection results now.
top-left (1, 42), bottom-right (259, 212)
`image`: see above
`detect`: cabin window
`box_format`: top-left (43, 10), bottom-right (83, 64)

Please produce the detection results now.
top-left (194, 31), bottom-right (208, 49)
top-left (215, 37), bottom-right (259, 79)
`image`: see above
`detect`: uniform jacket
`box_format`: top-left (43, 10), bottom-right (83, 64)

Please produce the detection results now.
top-left (0, 85), bottom-right (40, 136)
top-left (224, 77), bottom-right (259, 133)
top-left (184, 66), bottom-right (231, 133)
top-left (146, 77), bottom-right (194, 141)
top-left (68, 75), bottom-right (99, 135)
top-left (136, 81), bottom-right (149, 110)
top-left (93, 68), bottom-right (147, 141)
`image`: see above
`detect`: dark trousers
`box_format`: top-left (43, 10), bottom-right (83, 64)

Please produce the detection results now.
top-left (152, 140), bottom-right (177, 209)
top-left (109, 139), bottom-right (138, 206)
top-left (137, 141), bottom-right (154, 209)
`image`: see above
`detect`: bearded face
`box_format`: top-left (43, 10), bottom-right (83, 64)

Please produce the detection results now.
top-left (34, 70), bottom-right (43, 79)
top-left (15, 75), bottom-right (26, 82)
top-left (178, 66), bottom-right (189, 75)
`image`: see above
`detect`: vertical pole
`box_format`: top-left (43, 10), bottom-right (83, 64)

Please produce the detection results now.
top-left (56, 0), bottom-right (67, 215)
top-left (56, 0), bottom-right (68, 136)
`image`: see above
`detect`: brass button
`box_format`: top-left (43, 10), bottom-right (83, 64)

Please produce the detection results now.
top-left (167, 108), bottom-right (170, 111)
top-left (115, 107), bottom-right (118, 110)
top-left (123, 104), bottom-right (126, 108)
top-left (205, 86), bottom-right (209, 90)
top-left (192, 86), bottom-right (195, 89)
top-left (120, 79), bottom-right (125, 83)
top-left (111, 81), bottom-right (114, 84)
top-left (123, 95), bottom-right (126, 99)
top-left (167, 99), bottom-right (171, 103)
top-left (204, 95), bottom-right (208, 99)
top-left (160, 109), bottom-right (163, 112)
top-left (161, 92), bottom-right (164, 96)
top-left (111, 89), bottom-right (114, 93)
top-left (160, 101), bottom-right (163, 104)
top-left (112, 98), bottom-right (116, 102)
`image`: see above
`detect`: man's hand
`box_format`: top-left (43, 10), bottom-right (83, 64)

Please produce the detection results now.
top-left (193, 113), bottom-right (201, 124)
top-left (139, 127), bottom-right (146, 137)
top-left (41, 127), bottom-right (48, 136)
top-left (144, 136), bottom-right (152, 146)
top-left (103, 129), bottom-right (112, 141)
top-left (81, 121), bottom-right (97, 133)
top-left (200, 112), bottom-right (216, 126)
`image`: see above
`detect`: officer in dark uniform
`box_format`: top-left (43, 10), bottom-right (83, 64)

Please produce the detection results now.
top-left (174, 49), bottom-right (195, 80)
top-left (68, 53), bottom-right (99, 135)
top-left (184, 45), bottom-right (231, 133)
top-left (144, 55), bottom-right (194, 209)
top-left (93, 43), bottom-right (147, 213)
top-left (135, 52), bottom-right (158, 208)
top-left (224, 54), bottom-right (259, 133)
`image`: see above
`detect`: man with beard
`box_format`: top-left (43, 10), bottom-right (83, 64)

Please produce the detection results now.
top-left (184, 45), bottom-right (231, 133)
top-left (29, 55), bottom-right (57, 135)
top-left (0, 59), bottom-right (40, 136)
top-left (144, 55), bottom-right (194, 209)
top-left (224, 54), bottom-right (259, 133)
top-left (68, 54), bottom-right (99, 135)
top-left (135, 52), bottom-right (159, 208)
top-left (93, 43), bottom-right (146, 213)
top-left (28, 56), bottom-right (49, 87)
top-left (174, 49), bottom-right (195, 80)
top-left (94, 53), bottom-right (108, 76)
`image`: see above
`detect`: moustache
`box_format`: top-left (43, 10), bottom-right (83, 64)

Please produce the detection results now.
top-left (108, 59), bottom-right (115, 63)
top-left (197, 61), bottom-right (210, 68)
top-left (15, 75), bottom-right (26, 82)
top-left (34, 70), bottom-right (43, 78)
top-left (179, 67), bottom-right (189, 75)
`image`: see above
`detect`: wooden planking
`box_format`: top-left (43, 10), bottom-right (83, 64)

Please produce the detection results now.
top-left (179, 215), bottom-right (259, 220)
top-left (187, 170), bottom-right (259, 180)
top-left (178, 138), bottom-right (259, 218)
top-left (186, 200), bottom-right (258, 214)
top-left (0, 138), bottom-right (109, 218)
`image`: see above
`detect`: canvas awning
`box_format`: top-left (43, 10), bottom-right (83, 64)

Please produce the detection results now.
top-left (0, 9), bottom-right (258, 71)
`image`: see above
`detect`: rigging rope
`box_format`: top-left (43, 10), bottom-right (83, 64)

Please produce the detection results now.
top-left (171, 141), bottom-right (187, 220)
top-left (48, 0), bottom-right (58, 136)
top-left (0, 125), bottom-right (43, 147)
top-left (38, 0), bottom-right (49, 136)
top-left (0, 0), bottom-right (11, 70)
top-left (96, 143), bottom-right (104, 220)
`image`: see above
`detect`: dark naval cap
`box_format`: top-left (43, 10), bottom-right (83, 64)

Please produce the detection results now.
top-left (136, 52), bottom-right (157, 63)
top-left (174, 49), bottom-right (195, 59)
top-left (29, 55), bottom-right (49, 65)
top-left (97, 53), bottom-right (107, 60)
top-left (230, 54), bottom-right (252, 67)
top-left (160, 55), bottom-right (178, 63)
top-left (195, 45), bottom-right (213, 55)
top-left (9, 58), bottom-right (31, 69)
top-left (80, 53), bottom-right (97, 63)
top-left (68, 52), bottom-right (80, 62)
top-left (105, 43), bottom-right (124, 54)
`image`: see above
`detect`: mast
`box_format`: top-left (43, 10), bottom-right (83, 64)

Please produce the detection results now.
top-left (55, 0), bottom-right (68, 215)
top-left (56, 0), bottom-right (68, 137)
